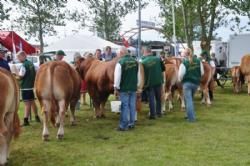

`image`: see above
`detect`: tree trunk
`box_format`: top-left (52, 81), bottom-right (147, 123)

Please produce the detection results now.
top-left (38, 17), bottom-right (44, 53)
top-left (39, 29), bottom-right (44, 53)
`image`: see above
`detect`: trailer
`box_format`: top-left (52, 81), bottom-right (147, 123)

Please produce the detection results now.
top-left (228, 34), bottom-right (250, 68)
top-left (193, 40), bottom-right (227, 65)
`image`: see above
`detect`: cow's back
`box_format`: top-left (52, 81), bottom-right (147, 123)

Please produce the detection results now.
top-left (85, 58), bottom-right (118, 93)
top-left (35, 61), bottom-right (80, 103)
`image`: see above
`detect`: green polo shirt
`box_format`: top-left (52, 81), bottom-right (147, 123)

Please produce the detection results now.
top-left (119, 55), bottom-right (138, 92)
top-left (141, 55), bottom-right (165, 88)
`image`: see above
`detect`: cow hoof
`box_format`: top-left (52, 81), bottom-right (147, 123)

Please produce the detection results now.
top-left (71, 121), bottom-right (76, 126)
top-left (43, 135), bottom-right (49, 141)
top-left (57, 134), bottom-right (64, 140)
top-left (94, 115), bottom-right (101, 119)
top-left (180, 108), bottom-right (185, 112)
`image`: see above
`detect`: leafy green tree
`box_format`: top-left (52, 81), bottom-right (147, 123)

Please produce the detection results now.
top-left (10, 0), bottom-right (67, 53)
top-left (79, 0), bottom-right (146, 41)
top-left (158, 0), bottom-right (200, 48)
top-left (158, 0), bottom-right (250, 53)
top-left (0, 0), bottom-right (11, 27)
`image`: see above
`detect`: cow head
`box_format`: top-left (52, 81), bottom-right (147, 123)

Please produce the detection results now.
top-left (78, 57), bottom-right (96, 80)
top-left (74, 57), bottom-right (85, 79)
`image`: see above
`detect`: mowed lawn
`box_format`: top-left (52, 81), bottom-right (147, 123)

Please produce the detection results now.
top-left (9, 85), bottom-right (250, 166)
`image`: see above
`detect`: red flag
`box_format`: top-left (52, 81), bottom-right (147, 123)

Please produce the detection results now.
top-left (122, 37), bottom-right (129, 48)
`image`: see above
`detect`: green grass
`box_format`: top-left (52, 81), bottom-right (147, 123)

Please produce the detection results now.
top-left (9, 85), bottom-right (250, 166)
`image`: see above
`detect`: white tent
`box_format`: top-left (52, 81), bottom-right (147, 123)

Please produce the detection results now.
top-left (44, 34), bottom-right (121, 63)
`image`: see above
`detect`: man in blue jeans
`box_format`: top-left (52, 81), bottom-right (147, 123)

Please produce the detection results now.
top-left (114, 47), bottom-right (140, 131)
top-left (178, 48), bottom-right (204, 122)
top-left (141, 46), bottom-right (165, 119)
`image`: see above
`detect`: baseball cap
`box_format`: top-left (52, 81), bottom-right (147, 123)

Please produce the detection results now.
top-left (56, 50), bottom-right (66, 56)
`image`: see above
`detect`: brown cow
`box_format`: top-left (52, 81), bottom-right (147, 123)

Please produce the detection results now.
top-left (77, 56), bottom-right (144, 118)
top-left (231, 66), bottom-right (242, 93)
top-left (35, 61), bottom-right (81, 141)
top-left (163, 57), bottom-right (185, 112)
top-left (0, 68), bottom-right (21, 165)
top-left (240, 54), bottom-right (250, 95)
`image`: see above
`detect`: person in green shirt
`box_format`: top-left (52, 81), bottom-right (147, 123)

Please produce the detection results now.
top-left (16, 51), bottom-right (40, 126)
top-left (141, 46), bottom-right (165, 119)
top-left (114, 47), bottom-right (140, 131)
top-left (178, 48), bottom-right (204, 122)
top-left (55, 50), bottom-right (66, 61)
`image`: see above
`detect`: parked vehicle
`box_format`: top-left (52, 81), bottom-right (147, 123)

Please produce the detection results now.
top-left (227, 34), bottom-right (250, 68)
top-left (9, 52), bottom-right (53, 74)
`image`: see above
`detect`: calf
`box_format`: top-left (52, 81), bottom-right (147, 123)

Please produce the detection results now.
top-left (0, 68), bottom-right (21, 165)
top-left (35, 61), bottom-right (81, 141)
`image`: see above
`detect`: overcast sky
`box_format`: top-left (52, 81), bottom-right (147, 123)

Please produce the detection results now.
top-left (2, 0), bottom-right (250, 45)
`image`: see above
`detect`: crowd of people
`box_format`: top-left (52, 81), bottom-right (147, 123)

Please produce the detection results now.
top-left (0, 44), bottom-right (221, 131)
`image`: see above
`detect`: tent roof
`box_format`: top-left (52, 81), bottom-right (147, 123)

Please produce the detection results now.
top-left (45, 34), bottom-right (121, 53)
top-left (0, 31), bottom-right (36, 54)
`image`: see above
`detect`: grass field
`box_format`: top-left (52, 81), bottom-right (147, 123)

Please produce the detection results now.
top-left (9, 85), bottom-right (250, 166)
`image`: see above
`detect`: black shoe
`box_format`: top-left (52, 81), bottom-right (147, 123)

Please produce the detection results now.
top-left (35, 115), bottom-right (41, 123)
top-left (116, 127), bottom-right (128, 131)
top-left (22, 118), bottom-right (30, 126)
top-left (157, 114), bottom-right (162, 118)
top-left (149, 116), bottom-right (156, 120)
top-left (128, 125), bottom-right (135, 129)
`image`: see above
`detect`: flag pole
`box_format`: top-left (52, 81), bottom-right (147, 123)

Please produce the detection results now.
top-left (137, 0), bottom-right (142, 58)
top-left (171, 0), bottom-right (177, 56)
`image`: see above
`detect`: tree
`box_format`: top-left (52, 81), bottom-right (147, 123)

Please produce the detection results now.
top-left (10, 0), bottom-right (67, 53)
top-left (79, 0), bottom-right (146, 41)
top-left (158, 0), bottom-right (250, 53)
top-left (157, 0), bottom-right (200, 48)
top-left (0, 0), bottom-right (11, 26)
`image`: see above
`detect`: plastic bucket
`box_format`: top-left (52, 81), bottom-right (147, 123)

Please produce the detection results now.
top-left (110, 101), bottom-right (121, 113)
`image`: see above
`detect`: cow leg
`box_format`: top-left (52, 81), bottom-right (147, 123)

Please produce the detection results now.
top-left (0, 134), bottom-right (8, 166)
top-left (201, 89), bottom-right (206, 104)
top-left (42, 101), bottom-right (50, 141)
top-left (164, 91), bottom-right (172, 112)
top-left (69, 100), bottom-right (77, 126)
top-left (179, 93), bottom-right (185, 111)
top-left (161, 85), bottom-right (166, 113)
top-left (204, 88), bottom-right (211, 106)
top-left (55, 112), bottom-right (60, 128)
top-left (248, 82), bottom-right (250, 95)
top-left (100, 102), bottom-right (106, 118)
top-left (57, 100), bottom-right (66, 140)
top-left (93, 101), bottom-right (101, 118)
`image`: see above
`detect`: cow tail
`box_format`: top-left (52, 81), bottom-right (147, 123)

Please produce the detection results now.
top-left (13, 111), bottom-right (21, 139)
top-left (49, 64), bottom-right (57, 126)
top-left (239, 69), bottom-right (245, 85)
top-left (13, 75), bottom-right (21, 139)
